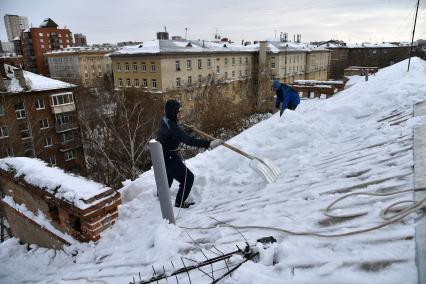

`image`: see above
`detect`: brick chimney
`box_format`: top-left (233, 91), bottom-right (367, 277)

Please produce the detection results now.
top-left (14, 68), bottom-right (28, 90)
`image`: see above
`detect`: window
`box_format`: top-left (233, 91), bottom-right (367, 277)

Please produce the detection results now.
top-left (117, 63), bottom-right (121, 72)
top-left (64, 149), bottom-right (77, 161)
top-left (216, 66), bottom-right (220, 74)
top-left (39, 32), bottom-right (43, 36)
top-left (176, 60), bottom-right (181, 71)
top-left (142, 79), bottom-right (148, 87)
top-left (0, 126), bottom-right (8, 138)
top-left (49, 156), bottom-right (57, 166)
top-left (39, 118), bottom-right (49, 129)
top-left (98, 65), bottom-right (102, 77)
top-left (224, 58), bottom-right (228, 65)
top-left (225, 72), bottom-right (228, 79)
top-left (239, 70), bottom-right (242, 77)
top-left (207, 59), bottom-right (211, 68)
top-left (91, 65), bottom-right (95, 74)
top-left (43, 137), bottom-right (53, 147)
top-left (21, 128), bottom-right (31, 139)
top-left (141, 62), bottom-right (146, 72)
top-left (188, 76), bottom-right (192, 85)
top-left (15, 102), bottom-right (26, 119)
top-left (232, 71), bottom-right (235, 78)
top-left (176, 77), bottom-right (181, 87)
top-left (239, 57), bottom-right (242, 64)
top-left (271, 62), bottom-right (276, 69)
top-left (245, 69), bottom-right (249, 76)
top-left (60, 132), bottom-right (73, 143)
top-left (125, 62), bottom-right (130, 72)
top-left (198, 75), bottom-right (202, 85)
top-left (56, 112), bottom-right (74, 126)
top-left (134, 79), bottom-right (140, 87)
top-left (133, 62), bottom-right (138, 71)
top-left (187, 60), bottom-right (192, 70)
top-left (126, 78), bottom-right (131, 87)
top-left (35, 98), bottom-right (45, 110)
top-left (232, 58), bottom-right (235, 65)
top-left (0, 105), bottom-right (5, 116)
top-left (151, 62), bottom-right (156, 72)
top-left (152, 79), bottom-right (157, 89)
top-left (118, 78), bottom-right (123, 87)
top-left (51, 93), bottom-right (74, 106)
top-left (245, 57), bottom-right (248, 64)
top-left (198, 59), bottom-right (202, 69)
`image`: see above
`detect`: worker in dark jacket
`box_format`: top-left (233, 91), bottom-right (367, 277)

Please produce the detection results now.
top-left (157, 100), bottom-right (223, 208)
top-left (272, 80), bottom-right (300, 116)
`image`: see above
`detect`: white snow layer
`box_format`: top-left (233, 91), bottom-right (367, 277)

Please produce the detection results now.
top-left (3, 64), bottom-right (75, 93)
top-left (0, 157), bottom-right (111, 209)
top-left (1, 58), bottom-right (426, 283)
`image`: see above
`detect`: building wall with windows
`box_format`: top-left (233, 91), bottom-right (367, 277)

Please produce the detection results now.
top-left (0, 65), bottom-right (85, 175)
top-left (112, 57), bottom-right (162, 92)
top-left (46, 47), bottom-right (114, 86)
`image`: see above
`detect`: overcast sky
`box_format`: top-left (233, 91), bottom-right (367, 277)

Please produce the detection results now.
top-left (1, 0), bottom-right (425, 45)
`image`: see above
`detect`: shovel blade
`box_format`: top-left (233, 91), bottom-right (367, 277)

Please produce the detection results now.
top-left (249, 158), bottom-right (281, 183)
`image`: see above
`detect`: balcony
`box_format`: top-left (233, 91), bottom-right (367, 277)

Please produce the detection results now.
top-left (55, 122), bottom-right (78, 133)
top-left (51, 103), bottom-right (76, 114)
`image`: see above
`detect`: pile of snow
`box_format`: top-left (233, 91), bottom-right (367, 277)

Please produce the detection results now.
top-left (0, 157), bottom-right (111, 209)
top-left (1, 58), bottom-right (426, 283)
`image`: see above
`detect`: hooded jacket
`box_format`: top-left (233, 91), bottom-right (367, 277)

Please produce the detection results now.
top-left (157, 100), bottom-right (210, 158)
top-left (272, 81), bottom-right (300, 112)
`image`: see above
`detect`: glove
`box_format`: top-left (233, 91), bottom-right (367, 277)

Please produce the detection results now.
top-left (279, 108), bottom-right (284, 117)
top-left (210, 139), bottom-right (223, 148)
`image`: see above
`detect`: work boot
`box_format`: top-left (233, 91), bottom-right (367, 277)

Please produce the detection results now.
top-left (174, 201), bottom-right (195, 208)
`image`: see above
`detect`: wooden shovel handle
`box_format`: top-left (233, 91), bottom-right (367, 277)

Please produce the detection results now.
top-left (182, 124), bottom-right (254, 160)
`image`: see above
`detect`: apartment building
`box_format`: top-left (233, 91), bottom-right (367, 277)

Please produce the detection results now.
top-left (314, 40), bottom-right (412, 79)
top-left (74, 33), bottom-right (88, 47)
top-left (0, 64), bottom-right (85, 174)
top-left (21, 18), bottom-right (73, 76)
top-left (109, 39), bottom-right (331, 111)
top-left (46, 47), bottom-right (116, 86)
top-left (4, 14), bottom-right (29, 42)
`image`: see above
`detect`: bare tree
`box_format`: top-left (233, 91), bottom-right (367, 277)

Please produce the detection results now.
top-left (76, 84), bottom-right (163, 188)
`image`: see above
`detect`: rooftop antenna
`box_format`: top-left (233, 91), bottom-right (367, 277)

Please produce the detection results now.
top-left (164, 25), bottom-right (167, 32)
top-left (185, 27), bottom-right (188, 40)
top-left (408, 0), bottom-right (420, 72)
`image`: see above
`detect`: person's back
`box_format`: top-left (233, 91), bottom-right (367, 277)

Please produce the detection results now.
top-left (272, 80), bottom-right (300, 115)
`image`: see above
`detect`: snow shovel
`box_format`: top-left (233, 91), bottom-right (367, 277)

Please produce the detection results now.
top-left (183, 124), bottom-right (281, 183)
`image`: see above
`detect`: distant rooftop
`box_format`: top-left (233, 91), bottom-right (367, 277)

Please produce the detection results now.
top-left (45, 46), bottom-right (118, 55)
top-left (111, 39), bottom-right (329, 56)
top-left (39, 18), bottom-right (58, 28)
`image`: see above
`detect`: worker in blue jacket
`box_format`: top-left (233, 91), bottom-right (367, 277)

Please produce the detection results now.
top-left (157, 100), bottom-right (223, 208)
top-left (272, 80), bottom-right (300, 116)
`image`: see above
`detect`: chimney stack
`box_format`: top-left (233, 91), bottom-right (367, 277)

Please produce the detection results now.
top-left (14, 68), bottom-right (28, 90)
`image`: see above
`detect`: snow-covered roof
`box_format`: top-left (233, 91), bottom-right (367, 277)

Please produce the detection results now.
top-left (110, 39), bottom-right (329, 56)
top-left (1, 57), bottom-right (426, 283)
top-left (45, 46), bottom-right (118, 55)
top-left (1, 64), bottom-right (75, 93)
top-left (0, 157), bottom-right (111, 209)
top-left (347, 42), bottom-right (398, 48)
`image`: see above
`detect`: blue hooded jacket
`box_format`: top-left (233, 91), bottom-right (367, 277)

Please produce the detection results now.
top-left (272, 80), bottom-right (300, 113)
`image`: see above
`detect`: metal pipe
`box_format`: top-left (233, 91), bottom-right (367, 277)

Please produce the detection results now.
top-left (149, 139), bottom-right (175, 224)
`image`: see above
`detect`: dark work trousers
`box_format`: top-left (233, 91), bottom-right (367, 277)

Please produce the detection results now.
top-left (165, 156), bottom-right (195, 205)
